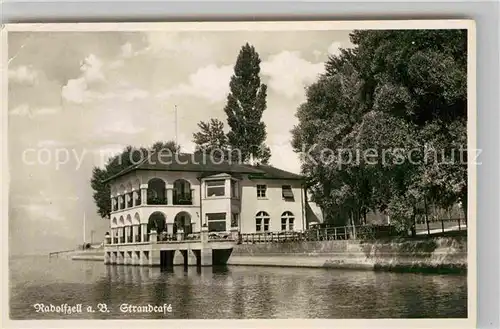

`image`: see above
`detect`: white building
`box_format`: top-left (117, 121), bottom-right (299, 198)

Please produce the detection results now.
top-left (103, 152), bottom-right (320, 243)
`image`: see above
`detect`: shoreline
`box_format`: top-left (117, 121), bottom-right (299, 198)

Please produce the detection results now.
top-left (71, 254), bottom-right (467, 274)
top-left (230, 235), bottom-right (467, 274)
top-left (70, 235), bottom-right (467, 274)
top-left (227, 254), bottom-right (467, 274)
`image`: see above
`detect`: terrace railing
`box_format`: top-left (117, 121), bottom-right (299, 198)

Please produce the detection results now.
top-left (239, 219), bottom-right (467, 244)
top-left (158, 232), bottom-right (177, 242)
top-left (208, 232), bottom-right (232, 241)
top-left (173, 192), bottom-right (193, 205)
top-left (239, 228), bottom-right (355, 244)
top-left (239, 225), bottom-right (402, 244)
top-left (147, 197), bottom-right (168, 205)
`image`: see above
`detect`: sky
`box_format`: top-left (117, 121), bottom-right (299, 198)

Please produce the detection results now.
top-left (8, 29), bottom-right (353, 255)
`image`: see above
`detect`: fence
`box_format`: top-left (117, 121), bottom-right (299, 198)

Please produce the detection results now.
top-left (239, 219), bottom-right (467, 244)
top-left (239, 225), bottom-right (395, 244)
top-left (415, 217), bottom-right (467, 236)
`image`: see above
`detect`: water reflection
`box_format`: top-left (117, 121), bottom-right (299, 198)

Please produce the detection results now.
top-left (10, 256), bottom-right (467, 319)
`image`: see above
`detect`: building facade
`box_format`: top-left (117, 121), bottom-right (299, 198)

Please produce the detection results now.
top-left (104, 152), bottom-right (309, 244)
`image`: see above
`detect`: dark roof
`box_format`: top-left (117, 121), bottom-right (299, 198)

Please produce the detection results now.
top-left (102, 152), bottom-right (303, 183)
top-left (245, 164), bottom-right (303, 180)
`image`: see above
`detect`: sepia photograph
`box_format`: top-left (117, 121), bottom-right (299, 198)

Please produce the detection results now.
top-left (3, 20), bottom-right (475, 325)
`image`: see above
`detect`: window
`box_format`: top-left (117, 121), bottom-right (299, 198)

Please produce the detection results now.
top-left (264, 218), bottom-right (270, 231)
top-left (257, 184), bottom-right (267, 198)
top-left (281, 211), bottom-right (295, 231)
top-left (207, 212), bottom-right (227, 232)
top-left (206, 180), bottom-right (225, 197)
top-left (256, 211), bottom-right (270, 232)
top-left (231, 180), bottom-right (238, 198)
top-left (208, 221), bottom-right (226, 232)
top-left (173, 179), bottom-right (192, 205)
top-left (231, 213), bottom-right (239, 228)
top-left (282, 185), bottom-right (294, 201)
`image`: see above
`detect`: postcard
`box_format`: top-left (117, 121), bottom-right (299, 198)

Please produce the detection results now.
top-left (2, 20), bottom-right (476, 329)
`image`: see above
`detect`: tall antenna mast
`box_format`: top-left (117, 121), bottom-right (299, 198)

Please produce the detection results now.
top-left (174, 104), bottom-right (178, 147)
top-left (83, 212), bottom-right (86, 244)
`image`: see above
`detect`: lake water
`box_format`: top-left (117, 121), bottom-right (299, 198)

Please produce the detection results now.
top-left (9, 255), bottom-right (467, 319)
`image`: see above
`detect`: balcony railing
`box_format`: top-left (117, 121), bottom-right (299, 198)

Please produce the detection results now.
top-left (173, 192), bottom-right (192, 205)
top-left (159, 232), bottom-right (177, 241)
top-left (147, 197), bottom-right (168, 205)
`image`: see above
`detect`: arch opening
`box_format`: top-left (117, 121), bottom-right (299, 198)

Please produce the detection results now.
top-left (147, 178), bottom-right (167, 205)
top-left (173, 211), bottom-right (193, 235)
top-left (148, 211), bottom-right (166, 234)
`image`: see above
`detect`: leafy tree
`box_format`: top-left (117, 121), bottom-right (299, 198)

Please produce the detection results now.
top-left (224, 43), bottom-right (271, 164)
top-left (292, 29), bottom-right (468, 231)
top-left (90, 141), bottom-right (180, 219)
top-left (192, 118), bottom-right (228, 155)
top-left (151, 140), bottom-right (181, 153)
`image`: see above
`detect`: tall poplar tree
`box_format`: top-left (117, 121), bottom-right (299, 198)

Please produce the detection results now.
top-left (224, 43), bottom-right (271, 164)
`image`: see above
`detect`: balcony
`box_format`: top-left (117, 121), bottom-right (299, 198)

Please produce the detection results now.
top-left (147, 197), bottom-right (168, 205)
